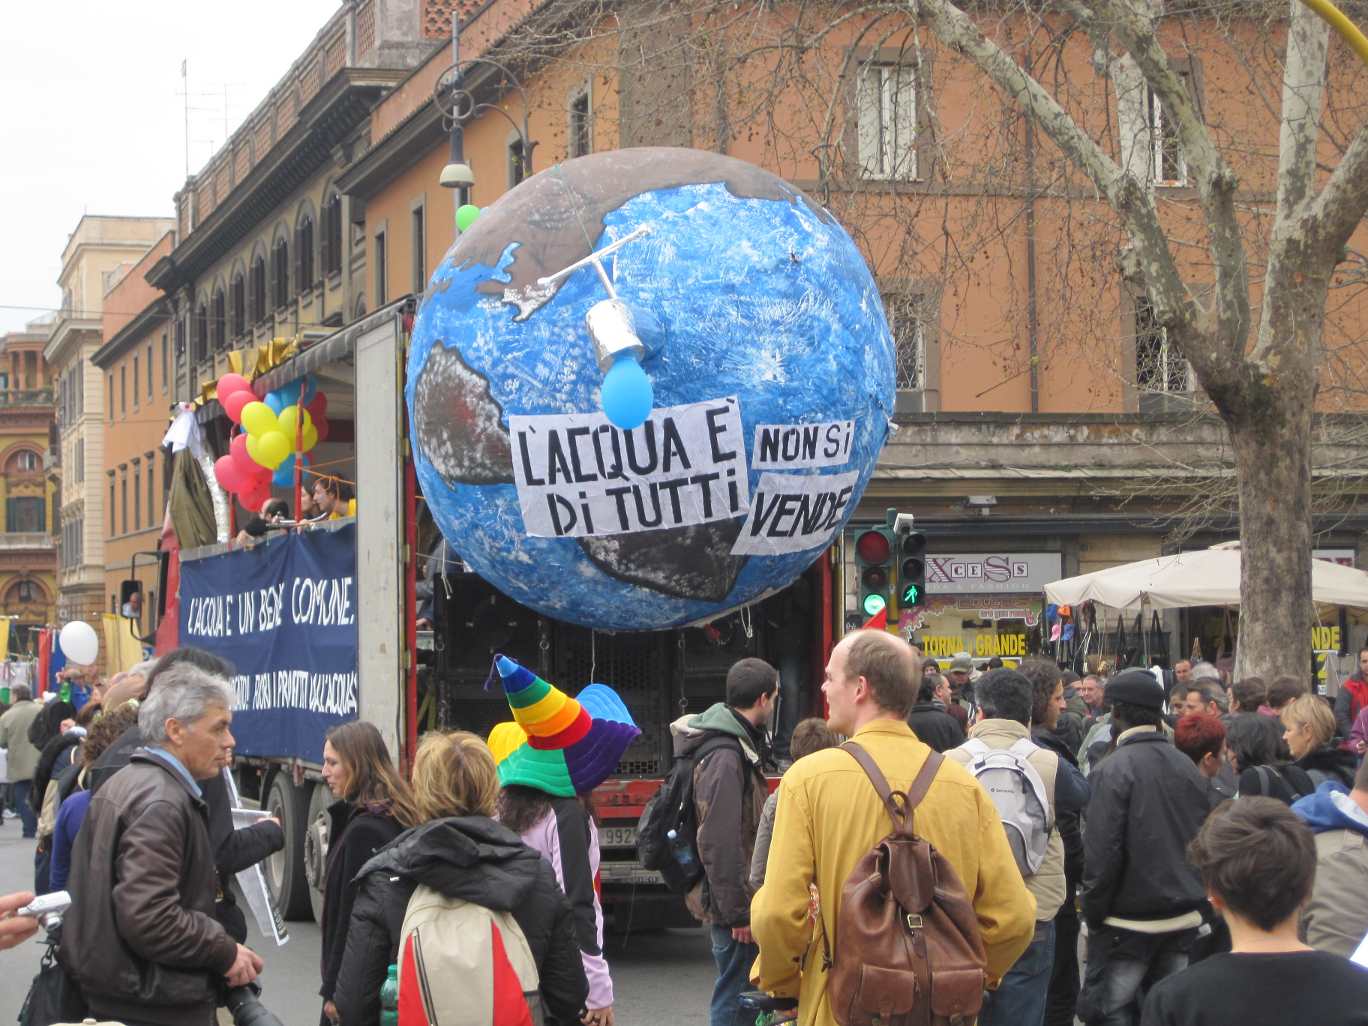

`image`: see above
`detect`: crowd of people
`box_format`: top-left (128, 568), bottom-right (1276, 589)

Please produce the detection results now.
top-left (3, 639), bottom-right (1368, 1026)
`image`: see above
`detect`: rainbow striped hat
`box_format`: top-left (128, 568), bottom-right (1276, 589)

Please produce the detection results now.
top-left (486, 654), bottom-right (641, 797)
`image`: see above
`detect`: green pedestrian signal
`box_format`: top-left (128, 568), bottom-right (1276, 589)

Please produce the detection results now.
top-left (899, 530), bottom-right (927, 609)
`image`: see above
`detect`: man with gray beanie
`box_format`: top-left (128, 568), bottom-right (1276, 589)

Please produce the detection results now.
top-left (1076, 670), bottom-right (1211, 1026)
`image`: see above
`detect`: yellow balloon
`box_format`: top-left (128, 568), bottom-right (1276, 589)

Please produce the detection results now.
top-left (241, 401), bottom-right (277, 437)
top-left (255, 430), bottom-right (290, 468)
top-left (245, 434), bottom-right (272, 469)
top-left (277, 404), bottom-right (314, 442)
top-left (301, 424), bottom-right (319, 452)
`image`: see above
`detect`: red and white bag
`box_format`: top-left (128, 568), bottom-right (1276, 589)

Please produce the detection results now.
top-left (397, 885), bottom-right (543, 1026)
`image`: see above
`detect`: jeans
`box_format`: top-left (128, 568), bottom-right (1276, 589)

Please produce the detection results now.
top-left (11, 779), bottom-right (36, 838)
top-left (1077, 925), bottom-right (1195, 1026)
top-left (710, 925), bottom-right (759, 1026)
top-left (1044, 908), bottom-right (1081, 1026)
top-left (981, 920), bottom-right (1055, 1026)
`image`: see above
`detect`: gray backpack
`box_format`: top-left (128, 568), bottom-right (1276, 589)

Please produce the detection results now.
top-left (962, 738), bottom-right (1053, 876)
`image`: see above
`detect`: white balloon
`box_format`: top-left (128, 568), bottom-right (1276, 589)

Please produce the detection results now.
top-left (58, 620), bottom-right (99, 666)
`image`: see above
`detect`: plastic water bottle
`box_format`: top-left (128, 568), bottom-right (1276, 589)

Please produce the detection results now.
top-left (380, 963), bottom-right (399, 1026)
top-left (666, 828), bottom-right (697, 872)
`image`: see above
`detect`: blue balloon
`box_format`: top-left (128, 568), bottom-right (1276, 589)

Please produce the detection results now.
top-left (264, 391), bottom-right (284, 415)
top-left (300, 374), bottom-right (317, 405)
top-left (601, 354), bottom-right (653, 430)
top-left (272, 453), bottom-right (309, 488)
top-left (277, 381), bottom-right (302, 406)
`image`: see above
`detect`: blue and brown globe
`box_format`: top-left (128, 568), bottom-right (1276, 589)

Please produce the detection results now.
top-left (408, 147), bottom-right (894, 630)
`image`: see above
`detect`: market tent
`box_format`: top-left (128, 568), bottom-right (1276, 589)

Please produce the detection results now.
top-left (1044, 542), bottom-right (1368, 611)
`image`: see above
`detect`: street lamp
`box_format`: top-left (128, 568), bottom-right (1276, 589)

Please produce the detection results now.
top-left (434, 13), bottom-right (537, 225)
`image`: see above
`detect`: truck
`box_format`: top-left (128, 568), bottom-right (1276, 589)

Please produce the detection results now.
top-left (144, 295), bottom-right (841, 927)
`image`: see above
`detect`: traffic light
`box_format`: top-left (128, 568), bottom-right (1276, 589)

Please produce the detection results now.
top-left (855, 526), bottom-right (895, 618)
top-left (899, 530), bottom-right (927, 609)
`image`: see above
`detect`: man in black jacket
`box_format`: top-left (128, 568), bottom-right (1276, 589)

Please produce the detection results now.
top-left (906, 674), bottom-right (965, 752)
top-left (1077, 670), bottom-right (1211, 1026)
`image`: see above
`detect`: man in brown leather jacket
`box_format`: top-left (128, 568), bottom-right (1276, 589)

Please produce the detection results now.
top-left (61, 663), bottom-right (263, 1026)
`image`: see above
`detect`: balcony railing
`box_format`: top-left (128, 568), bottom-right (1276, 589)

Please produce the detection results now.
top-left (0, 532), bottom-right (55, 550)
top-left (0, 388), bottom-right (54, 407)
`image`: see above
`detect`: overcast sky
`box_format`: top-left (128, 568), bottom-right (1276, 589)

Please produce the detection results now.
top-left (0, 1), bottom-right (341, 334)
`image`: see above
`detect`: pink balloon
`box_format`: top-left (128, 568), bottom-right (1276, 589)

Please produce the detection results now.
top-left (239, 479), bottom-right (271, 511)
top-left (217, 373), bottom-right (252, 399)
top-left (222, 389), bottom-right (255, 425)
top-left (214, 455), bottom-right (245, 494)
top-left (230, 434), bottom-right (270, 481)
top-left (307, 392), bottom-right (328, 419)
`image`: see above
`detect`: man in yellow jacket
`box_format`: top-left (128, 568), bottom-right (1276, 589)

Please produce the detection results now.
top-left (751, 629), bottom-right (1037, 1026)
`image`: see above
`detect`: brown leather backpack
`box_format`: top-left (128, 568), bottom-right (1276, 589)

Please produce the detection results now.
top-left (827, 743), bottom-right (986, 1026)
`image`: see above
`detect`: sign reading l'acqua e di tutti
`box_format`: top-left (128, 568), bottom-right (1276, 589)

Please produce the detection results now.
top-left (925, 552), bottom-right (1063, 594)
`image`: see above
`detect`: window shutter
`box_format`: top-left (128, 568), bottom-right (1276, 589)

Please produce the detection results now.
top-left (891, 65), bottom-right (917, 180)
top-left (857, 65), bottom-right (882, 178)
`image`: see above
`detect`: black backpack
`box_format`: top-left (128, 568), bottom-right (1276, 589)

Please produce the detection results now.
top-left (636, 735), bottom-right (743, 894)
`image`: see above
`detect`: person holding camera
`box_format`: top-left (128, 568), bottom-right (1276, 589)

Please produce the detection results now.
top-left (60, 662), bottom-right (263, 1026)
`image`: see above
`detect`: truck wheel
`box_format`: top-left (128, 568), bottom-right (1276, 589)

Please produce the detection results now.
top-left (303, 781), bottom-right (332, 925)
top-left (264, 772), bottom-right (312, 920)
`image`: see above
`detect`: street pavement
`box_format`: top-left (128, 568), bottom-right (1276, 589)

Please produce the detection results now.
top-left (0, 824), bottom-right (719, 1025)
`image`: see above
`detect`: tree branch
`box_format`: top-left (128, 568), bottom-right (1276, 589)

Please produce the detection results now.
top-left (1094, 0), bottom-right (1251, 349)
top-left (911, 0), bottom-right (1198, 340)
top-left (1276, 0), bottom-right (1330, 220)
top-left (1306, 121), bottom-right (1368, 252)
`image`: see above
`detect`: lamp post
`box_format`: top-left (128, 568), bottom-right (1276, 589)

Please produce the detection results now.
top-left (435, 12), bottom-right (537, 231)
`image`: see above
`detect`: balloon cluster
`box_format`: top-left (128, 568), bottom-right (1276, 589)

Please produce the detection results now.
top-left (212, 372), bottom-right (331, 509)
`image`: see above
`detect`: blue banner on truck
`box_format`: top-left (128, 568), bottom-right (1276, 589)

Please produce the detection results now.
top-left (179, 523), bottom-right (358, 762)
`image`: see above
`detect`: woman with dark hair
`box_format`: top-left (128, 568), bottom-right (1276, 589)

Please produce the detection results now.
top-left (318, 721), bottom-right (420, 1025)
top-left (1225, 712), bottom-right (1314, 804)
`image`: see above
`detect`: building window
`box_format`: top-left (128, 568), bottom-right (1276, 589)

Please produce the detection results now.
top-left (109, 480), bottom-right (116, 537)
top-left (883, 290), bottom-right (927, 390)
top-left (195, 304), bottom-right (209, 363)
top-left (161, 332), bottom-right (169, 392)
top-left (121, 474), bottom-right (128, 536)
top-left (6, 497), bottom-right (44, 532)
top-left (251, 255), bottom-right (268, 322)
top-left (412, 205), bottom-right (426, 291)
top-left (231, 274), bottom-right (246, 337)
top-left (1135, 295), bottom-right (1191, 393)
top-left (146, 342), bottom-right (153, 399)
top-left (858, 61), bottom-right (918, 181)
top-left (75, 438), bottom-right (83, 484)
top-left (132, 356), bottom-right (140, 408)
top-left (297, 214), bottom-right (315, 291)
top-left (323, 191), bottom-right (343, 277)
top-left (17, 580), bottom-right (33, 603)
top-left (8, 449), bottom-right (40, 472)
top-left (148, 462), bottom-right (156, 525)
top-left (374, 231), bottom-right (387, 305)
top-left (1147, 84), bottom-right (1187, 185)
top-left (569, 87), bottom-right (592, 157)
top-left (273, 237), bottom-right (290, 309)
top-left (133, 467), bottom-right (141, 531)
top-left (508, 140), bottom-right (528, 187)
top-left (212, 289), bottom-right (226, 350)
top-left (108, 374), bottom-right (114, 422)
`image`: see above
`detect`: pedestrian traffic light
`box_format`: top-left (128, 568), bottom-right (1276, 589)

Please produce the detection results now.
top-left (855, 526), bottom-right (895, 618)
top-left (899, 530), bottom-right (927, 608)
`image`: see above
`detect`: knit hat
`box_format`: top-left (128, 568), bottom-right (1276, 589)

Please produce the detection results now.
top-left (487, 654), bottom-right (641, 797)
top-left (950, 653), bottom-right (974, 673)
top-left (1104, 669), bottom-right (1167, 711)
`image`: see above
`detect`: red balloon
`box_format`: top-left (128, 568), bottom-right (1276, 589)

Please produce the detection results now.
top-left (214, 455), bottom-right (245, 494)
top-left (307, 392), bottom-right (327, 419)
top-left (314, 414), bottom-right (330, 442)
top-left (230, 434), bottom-right (270, 481)
top-left (239, 479), bottom-right (271, 511)
top-left (222, 389), bottom-right (255, 425)
top-left (217, 373), bottom-right (252, 399)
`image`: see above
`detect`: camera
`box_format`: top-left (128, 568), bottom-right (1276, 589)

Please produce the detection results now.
top-left (224, 983), bottom-right (286, 1026)
top-left (17, 890), bottom-right (71, 931)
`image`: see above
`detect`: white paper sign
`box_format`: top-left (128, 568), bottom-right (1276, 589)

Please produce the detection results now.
top-left (751, 420), bottom-right (854, 470)
top-left (510, 398), bottom-right (749, 538)
top-left (731, 471), bottom-right (859, 555)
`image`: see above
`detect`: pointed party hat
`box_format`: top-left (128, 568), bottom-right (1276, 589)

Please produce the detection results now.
top-left (488, 654), bottom-right (641, 797)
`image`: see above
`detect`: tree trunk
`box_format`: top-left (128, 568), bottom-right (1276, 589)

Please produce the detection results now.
top-left (1229, 397), bottom-right (1314, 683)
